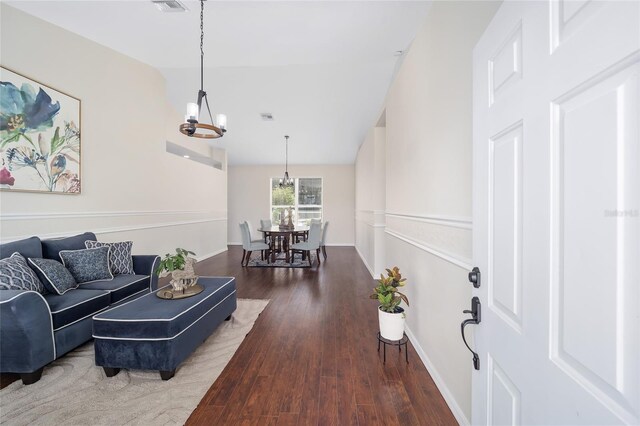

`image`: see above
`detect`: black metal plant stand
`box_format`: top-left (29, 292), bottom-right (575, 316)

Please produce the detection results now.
top-left (377, 332), bottom-right (409, 364)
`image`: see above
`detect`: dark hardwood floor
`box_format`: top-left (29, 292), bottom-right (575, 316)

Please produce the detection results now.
top-left (0, 246), bottom-right (456, 425)
top-left (186, 246), bottom-right (456, 425)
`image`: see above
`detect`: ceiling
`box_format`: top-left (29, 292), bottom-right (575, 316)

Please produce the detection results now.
top-left (6, 0), bottom-right (432, 165)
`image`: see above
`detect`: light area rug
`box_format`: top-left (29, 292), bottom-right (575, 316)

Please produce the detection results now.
top-left (0, 299), bottom-right (269, 426)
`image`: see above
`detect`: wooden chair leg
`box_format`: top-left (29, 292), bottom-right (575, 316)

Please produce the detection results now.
top-left (241, 249), bottom-right (246, 266)
top-left (322, 245), bottom-right (327, 260)
top-left (317, 248), bottom-right (321, 264)
top-left (307, 250), bottom-right (312, 266)
top-left (261, 250), bottom-right (264, 261)
top-left (245, 251), bottom-right (252, 266)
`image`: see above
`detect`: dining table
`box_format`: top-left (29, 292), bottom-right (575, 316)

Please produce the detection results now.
top-left (257, 225), bottom-right (309, 263)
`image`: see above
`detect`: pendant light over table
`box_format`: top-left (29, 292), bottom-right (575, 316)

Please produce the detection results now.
top-left (279, 135), bottom-right (294, 188)
top-left (179, 0), bottom-right (227, 139)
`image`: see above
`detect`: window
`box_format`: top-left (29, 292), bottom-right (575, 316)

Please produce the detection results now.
top-left (270, 177), bottom-right (322, 226)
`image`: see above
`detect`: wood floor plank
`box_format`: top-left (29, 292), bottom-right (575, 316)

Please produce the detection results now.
top-left (386, 379), bottom-right (422, 425)
top-left (317, 376), bottom-right (338, 426)
top-left (357, 404), bottom-right (382, 426)
top-left (275, 412), bottom-right (299, 426)
top-left (336, 344), bottom-right (358, 425)
top-left (10, 245), bottom-right (454, 426)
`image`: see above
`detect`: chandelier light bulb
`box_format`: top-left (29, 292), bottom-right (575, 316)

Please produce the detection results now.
top-left (186, 103), bottom-right (199, 121)
top-left (215, 114), bottom-right (227, 131)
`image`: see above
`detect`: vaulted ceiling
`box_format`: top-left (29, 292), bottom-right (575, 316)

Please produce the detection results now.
top-left (6, 0), bottom-right (431, 165)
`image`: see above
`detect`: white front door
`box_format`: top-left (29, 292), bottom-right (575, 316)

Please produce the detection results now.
top-left (472, 1), bottom-right (639, 424)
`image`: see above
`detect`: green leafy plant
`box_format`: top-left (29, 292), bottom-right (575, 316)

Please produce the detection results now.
top-left (369, 266), bottom-right (409, 313)
top-left (156, 248), bottom-right (196, 276)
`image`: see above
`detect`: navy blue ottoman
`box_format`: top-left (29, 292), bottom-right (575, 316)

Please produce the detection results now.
top-left (92, 277), bottom-right (236, 380)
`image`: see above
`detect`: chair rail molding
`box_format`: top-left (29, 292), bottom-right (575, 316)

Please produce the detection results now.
top-left (385, 212), bottom-right (472, 230)
top-left (385, 212), bottom-right (472, 263)
top-left (1, 210), bottom-right (227, 221)
top-left (385, 228), bottom-right (472, 270)
top-left (0, 217), bottom-right (228, 244)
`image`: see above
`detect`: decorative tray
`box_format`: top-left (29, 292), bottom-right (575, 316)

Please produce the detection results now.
top-left (156, 284), bottom-right (204, 300)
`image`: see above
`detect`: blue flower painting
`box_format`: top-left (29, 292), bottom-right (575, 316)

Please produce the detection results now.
top-left (0, 67), bottom-right (80, 194)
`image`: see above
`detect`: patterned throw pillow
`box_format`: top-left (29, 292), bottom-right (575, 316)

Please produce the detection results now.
top-left (28, 258), bottom-right (78, 295)
top-left (59, 246), bottom-right (113, 284)
top-left (0, 252), bottom-right (44, 293)
top-left (85, 240), bottom-right (134, 275)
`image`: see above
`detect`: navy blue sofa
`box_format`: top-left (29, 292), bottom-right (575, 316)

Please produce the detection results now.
top-left (0, 232), bottom-right (159, 385)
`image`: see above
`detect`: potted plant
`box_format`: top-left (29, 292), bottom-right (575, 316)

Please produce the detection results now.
top-left (370, 266), bottom-right (409, 340)
top-left (156, 248), bottom-right (198, 291)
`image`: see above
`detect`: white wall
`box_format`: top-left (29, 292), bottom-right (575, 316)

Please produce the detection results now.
top-left (355, 1), bottom-right (501, 424)
top-left (355, 127), bottom-right (386, 276)
top-left (227, 165), bottom-right (354, 246)
top-left (0, 5), bottom-right (228, 260)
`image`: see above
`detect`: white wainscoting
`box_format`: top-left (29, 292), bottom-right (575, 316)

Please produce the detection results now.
top-left (384, 212), bottom-right (472, 270)
top-left (0, 210), bottom-right (228, 261)
top-left (0, 210), bottom-right (220, 221)
top-left (0, 210), bottom-right (227, 243)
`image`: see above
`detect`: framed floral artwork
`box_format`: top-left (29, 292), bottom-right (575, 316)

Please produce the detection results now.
top-left (0, 66), bottom-right (81, 194)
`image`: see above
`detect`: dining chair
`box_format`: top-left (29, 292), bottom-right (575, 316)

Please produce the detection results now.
top-left (260, 219), bottom-right (273, 244)
top-left (300, 218), bottom-right (322, 242)
top-left (245, 220), bottom-right (263, 243)
top-left (290, 222), bottom-right (322, 267)
top-left (239, 222), bottom-right (270, 266)
top-left (320, 221), bottom-right (329, 260)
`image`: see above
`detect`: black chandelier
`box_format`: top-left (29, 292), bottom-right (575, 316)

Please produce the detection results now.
top-left (179, 0), bottom-right (227, 139)
top-left (279, 135), bottom-right (294, 187)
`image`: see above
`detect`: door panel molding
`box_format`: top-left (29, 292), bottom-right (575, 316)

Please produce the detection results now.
top-left (549, 51), bottom-right (640, 425)
top-left (487, 355), bottom-right (521, 426)
top-left (489, 21), bottom-right (523, 106)
top-left (488, 121), bottom-right (524, 333)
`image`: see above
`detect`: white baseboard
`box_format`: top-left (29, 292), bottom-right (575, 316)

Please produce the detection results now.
top-left (195, 247), bottom-right (228, 262)
top-left (354, 245), bottom-right (376, 278)
top-left (404, 325), bottom-right (470, 426)
top-left (227, 242), bottom-right (241, 246)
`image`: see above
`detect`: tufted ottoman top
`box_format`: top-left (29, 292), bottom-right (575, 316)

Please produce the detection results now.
top-left (93, 277), bottom-right (236, 340)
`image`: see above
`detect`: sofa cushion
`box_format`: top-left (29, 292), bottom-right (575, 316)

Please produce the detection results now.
top-left (44, 289), bottom-right (110, 331)
top-left (28, 258), bottom-right (78, 295)
top-left (80, 274), bottom-right (150, 305)
top-left (0, 253), bottom-right (44, 293)
top-left (41, 232), bottom-right (96, 260)
top-left (85, 241), bottom-right (134, 275)
top-left (60, 247), bottom-right (113, 284)
top-left (0, 236), bottom-right (42, 260)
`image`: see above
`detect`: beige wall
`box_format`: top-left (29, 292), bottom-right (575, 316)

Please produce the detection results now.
top-left (355, 127), bottom-right (386, 276)
top-left (227, 165), bottom-right (354, 246)
top-left (356, 1), bottom-right (501, 424)
top-left (0, 5), bottom-right (228, 259)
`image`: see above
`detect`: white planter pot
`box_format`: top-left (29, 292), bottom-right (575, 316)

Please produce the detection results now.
top-left (378, 306), bottom-right (405, 340)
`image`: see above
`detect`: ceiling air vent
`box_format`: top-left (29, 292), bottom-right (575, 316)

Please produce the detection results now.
top-left (152, 0), bottom-right (188, 13)
top-left (261, 113), bottom-right (274, 121)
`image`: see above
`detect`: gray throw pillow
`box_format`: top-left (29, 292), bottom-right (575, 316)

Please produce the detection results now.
top-left (59, 246), bottom-right (113, 284)
top-left (85, 240), bottom-right (134, 275)
top-left (28, 258), bottom-right (78, 295)
top-left (0, 252), bottom-right (44, 293)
